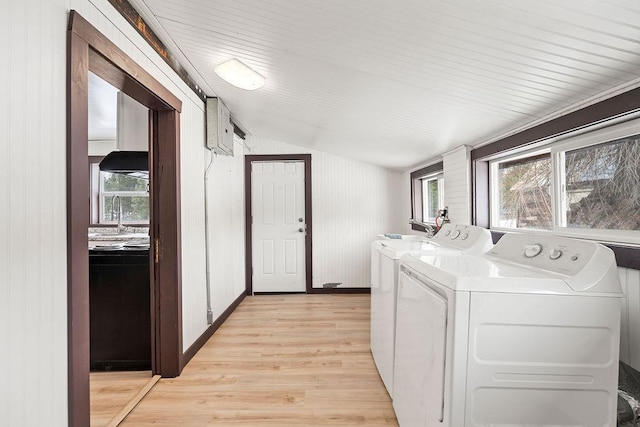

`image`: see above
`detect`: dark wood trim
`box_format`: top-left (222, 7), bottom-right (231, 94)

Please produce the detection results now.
top-left (410, 223), bottom-right (433, 233)
top-left (181, 293), bottom-right (246, 366)
top-left (107, 0), bottom-right (206, 103)
top-left (68, 10), bottom-right (183, 427)
top-left (89, 49), bottom-right (174, 112)
top-left (308, 288), bottom-right (371, 294)
top-left (67, 30), bottom-right (91, 427)
top-left (471, 87), bottom-right (640, 162)
top-left (69, 11), bottom-right (181, 112)
top-left (409, 161), bottom-right (443, 231)
top-left (244, 156), bottom-right (253, 295)
top-left (153, 109), bottom-right (183, 376)
top-left (244, 154), bottom-right (313, 295)
top-left (609, 245), bottom-right (640, 271)
top-left (409, 162), bottom-right (444, 180)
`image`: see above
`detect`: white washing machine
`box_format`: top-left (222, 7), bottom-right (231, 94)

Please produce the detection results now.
top-left (370, 224), bottom-right (493, 398)
top-left (393, 232), bottom-right (623, 427)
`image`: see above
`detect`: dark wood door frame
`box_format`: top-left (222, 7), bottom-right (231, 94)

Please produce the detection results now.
top-left (244, 154), bottom-right (313, 294)
top-left (67, 11), bottom-right (183, 427)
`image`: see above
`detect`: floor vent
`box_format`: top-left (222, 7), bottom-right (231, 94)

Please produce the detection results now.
top-left (323, 282), bottom-right (342, 288)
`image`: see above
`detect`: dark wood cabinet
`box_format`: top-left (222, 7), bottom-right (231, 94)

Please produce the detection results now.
top-left (89, 249), bottom-right (151, 371)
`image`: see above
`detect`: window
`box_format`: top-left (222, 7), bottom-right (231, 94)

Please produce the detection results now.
top-left (90, 161), bottom-right (149, 225)
top-left (490, 119), bottom-right (640, 244)
top-left (493, 153), bottom-right (551, 230)
top-left (410, 162), bottom-right (444, 231)
top-left (559, 136), bottom-right (640, 231)
top-left (421, 174), bottom-right (444, 222)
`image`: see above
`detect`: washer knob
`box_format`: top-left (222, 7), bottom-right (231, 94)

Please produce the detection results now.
top-left (460, 233), bottom-right (469, 240)
top-left (524, 244), bottom-right (543, 258)
top-left (443, 230), bottom-right (451, 236)
top-left (549, 248), bottom-right (563, 260)
top-left (450, 230), bottom-right (461, 239)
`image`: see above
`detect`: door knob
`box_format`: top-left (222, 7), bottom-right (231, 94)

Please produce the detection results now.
top-left (298, 228), bottom-right (305, 233)
top-left (298, 217), bottom-right (304, 222)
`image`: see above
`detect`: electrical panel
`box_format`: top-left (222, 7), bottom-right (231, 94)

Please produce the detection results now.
top-left (206, 97), bottom-right (234, 156)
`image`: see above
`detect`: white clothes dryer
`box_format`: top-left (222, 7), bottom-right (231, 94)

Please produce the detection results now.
top-left (370, 224), bottom-right (493, 398)
top-left (393, 232), bottom-right (623, 427)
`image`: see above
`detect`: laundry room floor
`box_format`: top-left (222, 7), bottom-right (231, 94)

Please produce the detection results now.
top-left (120, 293), bottom-right (398, 426)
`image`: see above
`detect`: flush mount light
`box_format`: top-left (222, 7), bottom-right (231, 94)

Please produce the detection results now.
top-left (214, 58), bottom-right (266, 90)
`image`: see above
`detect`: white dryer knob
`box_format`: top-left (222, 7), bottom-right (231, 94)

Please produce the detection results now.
top-left (524, 244), bottom-right (543, 258)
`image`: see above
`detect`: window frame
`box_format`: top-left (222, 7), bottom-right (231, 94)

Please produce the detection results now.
top-left (487, 117), bottom-right (640, 245)
top-left (489, 148), bottom-right (552, 233)
top-left (410, 161), bottom-right (444, 232)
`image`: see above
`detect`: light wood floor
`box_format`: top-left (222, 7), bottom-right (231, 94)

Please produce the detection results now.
top-left (90, 370), bottom-right (153, 426)
top-left (121, 294), bottom-right (399, 426)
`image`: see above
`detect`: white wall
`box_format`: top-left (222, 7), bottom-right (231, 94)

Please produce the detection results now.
top-left (247, 137), bottom-right (404, 288)
top-left (442, 145), bottom-right (472, 225)
top-left (0, 1), bottom-right (69, 425)
top-left (620, 267), bottom-right (640, 370)
top-left (207, 138), bottom-right (246, 318)
top-left (178, 99), bottom-right (208, 349)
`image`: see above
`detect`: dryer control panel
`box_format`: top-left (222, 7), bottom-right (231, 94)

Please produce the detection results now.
top-left (432, 224), bottom-right (493, 253)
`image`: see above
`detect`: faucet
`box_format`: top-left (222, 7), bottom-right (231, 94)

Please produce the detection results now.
top-left (111, 195), bottom-right (123, 234)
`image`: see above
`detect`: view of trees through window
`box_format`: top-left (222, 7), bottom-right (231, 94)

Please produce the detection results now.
top-left (421, 174), bottom-right (443, 222)
top-left (497, 154), bottom-right (552, 229)
top-left (565, 136), bottom-right (640, 230)
top-left (101, 172), bottom-right (149, 223)
top-left (495, 134), bottom-right (640, 232)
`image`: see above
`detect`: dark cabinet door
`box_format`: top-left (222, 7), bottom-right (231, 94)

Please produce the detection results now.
top-left (89, 250), bottom-right (151, 371)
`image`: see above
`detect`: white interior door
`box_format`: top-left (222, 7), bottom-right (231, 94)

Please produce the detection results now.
top-left (251, 161), bottom-right (306, 293)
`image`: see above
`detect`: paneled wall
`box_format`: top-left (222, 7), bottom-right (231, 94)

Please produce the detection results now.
top-left (0, 1), bottom-right (69, 425)
top-left (442, 145), bottom-right (472, 224)
top-left (248, 137), bottom-right (405, 288)
top-left (619, 267), bottom-right (640, 370)
top-left (207, 138), bottom-right (246, 318)
top-left (178, 99), bottom-right (208, 349)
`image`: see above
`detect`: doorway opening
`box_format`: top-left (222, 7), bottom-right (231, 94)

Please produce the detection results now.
top-left (244, 154), bottom-right (313, 295)
top-left (68, 11), bottom-right (183, 427)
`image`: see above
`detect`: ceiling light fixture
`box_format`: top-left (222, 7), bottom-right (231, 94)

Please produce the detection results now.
top-left (214, 58), bottom-right (266, 90)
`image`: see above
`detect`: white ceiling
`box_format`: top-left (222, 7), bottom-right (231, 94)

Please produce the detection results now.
top-left (129, 0), bottom-right (640, 170)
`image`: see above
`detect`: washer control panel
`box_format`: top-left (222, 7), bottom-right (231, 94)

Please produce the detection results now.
top-left (431, 224), bottom-right (493, 252)
top-left (487, 233), bottom-right (598, 276)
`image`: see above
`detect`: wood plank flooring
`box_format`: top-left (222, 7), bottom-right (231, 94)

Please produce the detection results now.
top-left (90, 370), bottom-right (153, 427)
top-left (121, 294), bottom-right (399, 426)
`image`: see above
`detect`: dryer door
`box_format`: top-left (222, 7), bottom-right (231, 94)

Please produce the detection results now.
top-left (394, 269), bottom-right (448, 427)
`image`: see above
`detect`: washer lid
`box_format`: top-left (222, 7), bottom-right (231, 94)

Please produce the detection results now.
top-left (378, 239), bottom-right (448, 259)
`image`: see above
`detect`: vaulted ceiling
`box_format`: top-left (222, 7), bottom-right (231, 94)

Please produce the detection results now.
top-left (128, 0), bottom-right (640, 170)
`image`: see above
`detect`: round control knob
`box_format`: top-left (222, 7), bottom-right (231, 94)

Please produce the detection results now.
top-left (549, 248), bottom-right (563, 260)
top-left (450, 230), bottom-right (461, 239)
top-left (460, 233), bottom-right (469, 240)
top-left (443, 230), bottom-right (451, 236)
top-left (524, 244), bottom-right (543, 258)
